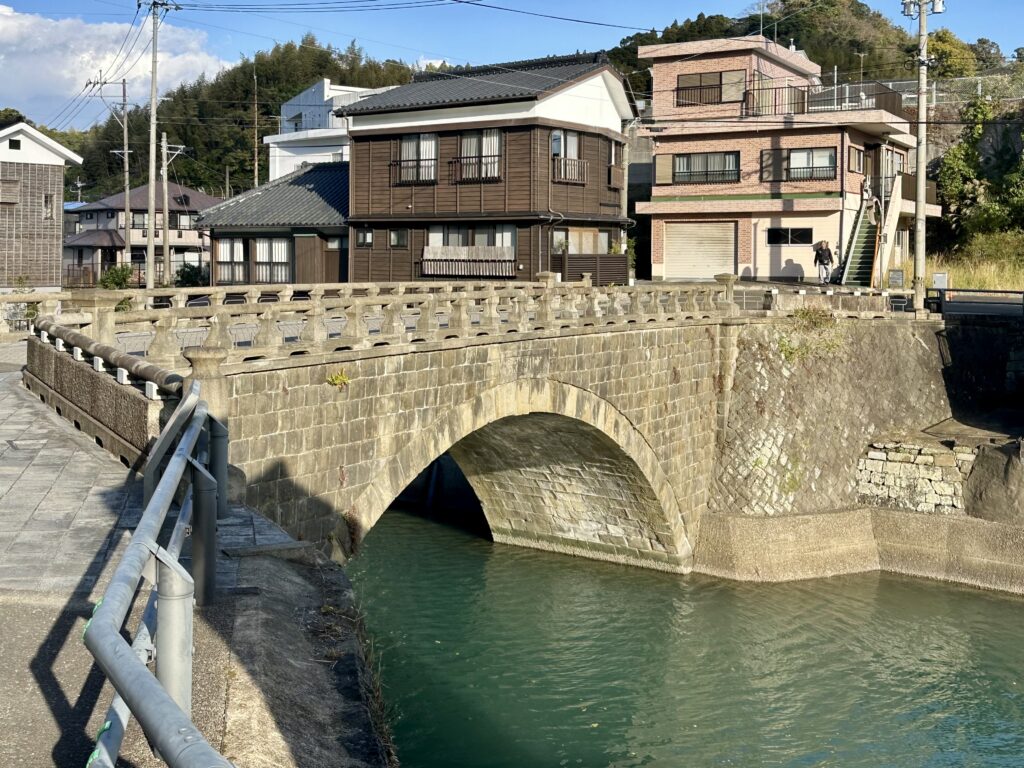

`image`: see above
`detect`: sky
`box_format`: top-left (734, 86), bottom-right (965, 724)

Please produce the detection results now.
top-left (2, 0), bottom-right (1019, 129)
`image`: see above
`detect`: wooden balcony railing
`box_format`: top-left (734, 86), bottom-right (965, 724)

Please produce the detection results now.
top-left (390, 159), bottom-right (438, 186)
top-left (449, 155), bottom-right (502, 183)
top-left (421, 245), bottom-right (516, 279)
top-left (553, 157), bottom-right (588, 185)
top-left (900, 173), bottom-right (939, 206)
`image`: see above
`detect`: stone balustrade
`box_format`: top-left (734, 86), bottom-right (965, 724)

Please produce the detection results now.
top-left (0, 291), bottom-right (73, 336)
top-left (39, 275), bottom-right (736, 374)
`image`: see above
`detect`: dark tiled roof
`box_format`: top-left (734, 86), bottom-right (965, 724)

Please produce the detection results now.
top-left (77, 183), bottom-right (221, 213)
top-left (339, 53), bottom-right (612, 116)
top-left (196, 162), bottom-right (348, 229)
top-left (64, 229), bottom-right (125, 248)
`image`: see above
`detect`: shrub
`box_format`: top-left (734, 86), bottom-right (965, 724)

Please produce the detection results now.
top-left (957, 229), bottom-right (1024, 266)
top-left (174, 263), bottom-right (210, 288)
top-left (99, 264), bottom-right (135, 290)
top-left (326, 369), bottom-right (351, 388)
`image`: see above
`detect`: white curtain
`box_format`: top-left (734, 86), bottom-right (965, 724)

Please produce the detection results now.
top-left (271, 238), bottom-right (290, 282)
top-left (419, 133), bottom-right (438, 180)
top-left (565, 131), bottom-right (579, 160)
top-left (400, 135), bottom-right (418, 181)
top-left (482, 129), bottom-right (500, 177)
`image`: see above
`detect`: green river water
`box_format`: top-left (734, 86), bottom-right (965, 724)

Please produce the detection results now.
top-left (347, 509), bottom-right (1024, 767)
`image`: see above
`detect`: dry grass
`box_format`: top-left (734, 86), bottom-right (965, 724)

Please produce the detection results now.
top-left (897, 257), bottom-right (1024, 291)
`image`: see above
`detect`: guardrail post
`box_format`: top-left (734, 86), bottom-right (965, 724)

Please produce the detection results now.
top-left (156, 549), bottom-right (194, 717)
top-left (209, 417), bottom-right (229, 521)
top-left (190, 459), bottom-right (218, 606)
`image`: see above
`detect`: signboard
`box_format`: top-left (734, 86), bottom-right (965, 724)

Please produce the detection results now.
top-left (888, 269), bottom-right (905, 289)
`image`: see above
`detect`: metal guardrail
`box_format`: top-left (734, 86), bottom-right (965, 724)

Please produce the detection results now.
top-left (926, 288), bottom-right (1024, 316)
top-left (82, 380), bottom-right (232, 768)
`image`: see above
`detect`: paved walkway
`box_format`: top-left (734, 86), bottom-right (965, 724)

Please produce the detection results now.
top-left (0, 341), bottom-right (296, 766)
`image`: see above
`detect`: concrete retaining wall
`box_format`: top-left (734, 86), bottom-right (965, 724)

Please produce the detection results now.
top-left (696, 509), bottom-right (1024, 594)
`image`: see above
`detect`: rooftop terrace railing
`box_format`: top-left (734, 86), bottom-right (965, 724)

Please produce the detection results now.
top-left (743, 81), bottom-right (904, 118)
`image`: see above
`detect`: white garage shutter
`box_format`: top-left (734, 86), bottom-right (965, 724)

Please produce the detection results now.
top-left (664, 222), bottom-right (736, 279)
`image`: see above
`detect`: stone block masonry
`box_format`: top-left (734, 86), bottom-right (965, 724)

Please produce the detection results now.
top-left (856, 441), bottom-right (977, 515)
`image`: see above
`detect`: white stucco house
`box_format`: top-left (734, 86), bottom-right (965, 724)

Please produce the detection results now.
top-left (262, 79), bottom-right (396, 181)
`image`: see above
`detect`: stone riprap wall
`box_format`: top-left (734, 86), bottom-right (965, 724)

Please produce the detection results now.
top-left (224, 322), bottom-right (725, 572)
top-left (710, 319), bottom-right (952, 518)
top-left (856, 441), bottom-right (977, 515)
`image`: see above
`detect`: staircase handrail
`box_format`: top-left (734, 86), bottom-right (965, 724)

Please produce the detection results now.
top-left (841, 200), bottom-right (867, 285)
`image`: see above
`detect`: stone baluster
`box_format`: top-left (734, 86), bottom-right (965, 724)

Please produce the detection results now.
top-left (209, 290), bottom-right (225, 307)
top-left (299, 303), bottom-right (328, 344)
top-left (379, 299), bottom-right (408, 340)
top-left (147, 316), bottom-right (182, 366)
top-left (580, 272), bottom-right (593, 288)
top-left (76, 292), bottom-right (120, 346)
top-left (414, 296), bottom-right (440, 339)
top-left (534, 290), bottom-right (556, 326)
top-left (278, 286), bottom-right (294, 304)
top-left (0, 311), bottom-right (9, 335)
top-left (254, 307), bottom-right (284, 349)
top-left (204, 313), bottom-right (235, 350)
top-left (714, 273), bottom-right (740, 316)
top-left (170, 294), bottom-right (187, 309)
top-left (338, 302), bottom-right (369, 347)
top-left (605, 289), bottom-right (626, 322)
top-left (434, 294), bottom-right (454, 333)
top-left (365, 285), bottom-right (381, 298)
top-left (447, 296), bottom-right (473, 335)
top-left (682, 289), bottom-right (699, 314)
top-left (651, 289), bottom-right (668, 321)
top-left (478, 288), bottom-right (501, 334)
top-left (582, 287), bottom-right (603, 322)
top-left (559, 290), bottom-right (580, 325)
top-left (183, 346), bottom-right (230, 424)
top-left (507, 294), bottom-right (531, 332)
top-left (246, 287), bottom-right (261, 306)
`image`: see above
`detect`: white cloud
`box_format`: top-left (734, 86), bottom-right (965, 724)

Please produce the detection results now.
top-left (0, 5), bottom-right (232, 129)
top-left (416, 56), bottom-right (448, 71)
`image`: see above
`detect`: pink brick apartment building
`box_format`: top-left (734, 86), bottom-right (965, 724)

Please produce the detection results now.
top-left (637, 36), bottom-right (941, 286)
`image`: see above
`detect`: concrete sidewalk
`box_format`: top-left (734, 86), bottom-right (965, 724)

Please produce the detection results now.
top-left (0, 341), bottom-right (391, 767)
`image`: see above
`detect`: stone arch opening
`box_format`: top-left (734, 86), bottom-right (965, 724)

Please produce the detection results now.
top-left (345, 379), bottom-right (692, 573)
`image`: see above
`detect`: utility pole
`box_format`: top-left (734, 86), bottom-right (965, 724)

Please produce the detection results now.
top-left (224, 166), bottom-right (231, 198)
top-left (73, 178), bottom-right (86, 202)
top-left (160, 132), bottom-right (186, 284)
top-left (121, 79), bottom-right (131, 269)
top-left (91, 73), bottom-right (132, 268)
top-left (143, 0), bottom-right (180, 290)
top-left (902, 0), bottom-right (945, 312)
top-left (253, 63), bottom-right (259, 188)
top-left (856, 52), bottom-right (868, 82)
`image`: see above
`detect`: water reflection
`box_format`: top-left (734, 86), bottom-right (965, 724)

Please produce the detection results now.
top-left (348, 508), bottom-right (1024, 768)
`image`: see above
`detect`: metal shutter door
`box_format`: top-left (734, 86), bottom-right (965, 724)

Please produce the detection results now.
top-left (664, 222), bottom-right (736, 279)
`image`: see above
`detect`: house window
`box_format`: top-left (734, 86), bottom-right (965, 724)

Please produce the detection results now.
top-left (106, 210), bottom-right (116, 219)
top-left (428, 224), bottom-right (515, 248)
top-left (766, 228), bottom-right (814, 246)
top-left (673, 152), bottom-right (740, 184)
top-left (326, 237), bottom-right (342, 249)
top-left (131, 212), bottom-right (148, 229)
top-left (396, 133), bottom-right (438, 184)
top-left (610, 142), bottom-right (619, 166)
top-left (254, 238), bottom-right (292, 283)
top-left (389, 229), bottom-right (408, 248)
top-left (456, 128), bottom-right (501, 181)
top-left (849, 147), bottom-right (865, 174)
top-left (43, 194), bottom-right (54, 220)
top-left (551, 130), bottom-right (580, 159)
top-left (760, 147), bottom-right (837, 182)
top-left (215, 238), bottom-right (247, 284)
top-left (552, 227), bottom-right (611, 255)
top-left (172, 213), bottom-right (195, 230)
top-left (356, 228), bottom-right (373, 247)
top-left (788, 147), bottom-right (837, 181)
top-left (8, 139), bottom-right (20, 150)
top-left (675, 70), bottom-right (746, 106)
top-left (86, 212), bottom-right (95, 220)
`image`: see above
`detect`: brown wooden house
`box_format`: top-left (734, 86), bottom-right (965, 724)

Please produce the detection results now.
top-left (338, 53), bottom-right (635, 285)
top-left (197, 162), bottom-right (349, 285)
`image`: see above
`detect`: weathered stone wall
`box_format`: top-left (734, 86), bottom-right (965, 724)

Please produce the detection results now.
top-left (856, 441), bottom-right (976, 515)
top-left (225, 322), bottom-right (724, 571)
top-left (710, 319), bottom-right (953, 517)
top-left (24, 337), bottom-right (164, 463)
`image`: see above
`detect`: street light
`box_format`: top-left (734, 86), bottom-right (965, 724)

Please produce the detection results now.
top-left (901, 0), bottom-right (945, 312)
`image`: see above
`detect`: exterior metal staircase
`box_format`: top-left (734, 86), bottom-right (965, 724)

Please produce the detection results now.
top-left (841, 202), bottom-right (880, 288)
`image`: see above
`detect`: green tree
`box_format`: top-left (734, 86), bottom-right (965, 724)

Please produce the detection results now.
top-left (0, 108), bottom-right (28, 129)
top-left (970, 38), bottom-right (1003, 70)
top-left (930, 28), bottom-right (978, 78)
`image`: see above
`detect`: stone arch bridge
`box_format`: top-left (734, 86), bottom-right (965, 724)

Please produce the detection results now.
top-left (24, 277), bottom-right (893, 573)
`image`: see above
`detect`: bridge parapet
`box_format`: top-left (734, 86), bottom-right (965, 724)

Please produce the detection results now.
top-left (45, 278), bottom-right (732, 381)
